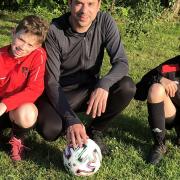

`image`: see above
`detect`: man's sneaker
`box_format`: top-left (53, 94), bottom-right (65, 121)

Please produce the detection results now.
top-left (8, 136), bottom-right (30, 161)
top-left (148, 143), bottom-right (167, 165)
top-left (87, 127), bottom-right (110, 155)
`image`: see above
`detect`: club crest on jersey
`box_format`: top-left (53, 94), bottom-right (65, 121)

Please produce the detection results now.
top-left (22, 67), bottom-right (29, 77)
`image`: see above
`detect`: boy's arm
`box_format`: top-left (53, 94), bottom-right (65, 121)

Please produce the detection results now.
top-left (160, 77), bottom-right (178, 97)
top-left (1, 51), bottom-right (46, 112)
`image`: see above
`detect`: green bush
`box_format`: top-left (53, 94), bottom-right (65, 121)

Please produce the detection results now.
top-left (125, 0), bottom-right (163, 39)
top-left (33, 6), bottom-right (62, 21)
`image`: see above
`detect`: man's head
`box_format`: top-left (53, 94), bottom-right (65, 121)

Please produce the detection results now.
top-left (68, 0), bottom-right (101, 33)
top-left (11, 15), bottom-right (49, 58)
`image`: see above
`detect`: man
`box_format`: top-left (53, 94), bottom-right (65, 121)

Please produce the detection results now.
top-left (36, 0), bottom-right (136, 154)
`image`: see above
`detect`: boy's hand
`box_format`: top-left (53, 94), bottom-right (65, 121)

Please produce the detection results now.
top-left (86, 88), bottom-right (109, 118)
top-left (66, 124), bottom-right (88, 148)
top-left (160, 77), bottom-right (178, 97)
top-left (0, 102), bottom-right (7, 116)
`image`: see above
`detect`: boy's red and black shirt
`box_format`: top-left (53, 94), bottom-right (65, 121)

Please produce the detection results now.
top-left (0, 45), bottom-right (47, 112)
top-left (134, 55), bottom-right (180, 101)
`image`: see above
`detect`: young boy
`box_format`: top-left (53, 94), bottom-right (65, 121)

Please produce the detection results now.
top-left (135, 55), bottom-right (180, 165)
top-left (0, 15), bottom-right (48, 161)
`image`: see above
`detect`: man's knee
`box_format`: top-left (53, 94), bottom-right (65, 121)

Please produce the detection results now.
top-left (37, 125), bottom-right (61, 141)
top-left (36, 116), bottom-right (63, 141)
top-left (114, 76), bottom-right (136, 97)
top-left (9, 103), bottom-right (38, 128)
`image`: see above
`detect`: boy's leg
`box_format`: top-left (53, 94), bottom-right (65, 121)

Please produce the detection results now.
top-left (172, 110), bottom-right (180, 145)
top-left (8, 103), bottom-right (38, 161)
top-left (171, 91), bottom-right (180, 146)
top-left (0, 113), bottom-right (12, 130)
top-left (147, 83), bottom-right (176, 165)
top-left (0, 113), bottom-right (12, 144)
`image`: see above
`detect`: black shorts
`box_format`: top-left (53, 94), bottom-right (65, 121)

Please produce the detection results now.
top-left (0, 113), bottom-right (12, 129)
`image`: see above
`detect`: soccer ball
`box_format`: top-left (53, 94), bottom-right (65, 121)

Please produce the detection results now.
top-left (63, 138), bottom-right (102, 176)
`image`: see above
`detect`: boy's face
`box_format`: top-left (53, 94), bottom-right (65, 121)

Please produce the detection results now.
top-left (11, 30), bottom-right (41, 58)
top-left (68, 0), bottom-right (101, 32)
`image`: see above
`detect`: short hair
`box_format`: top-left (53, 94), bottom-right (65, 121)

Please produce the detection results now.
top-left (15, 15), bottom-right (49, 44)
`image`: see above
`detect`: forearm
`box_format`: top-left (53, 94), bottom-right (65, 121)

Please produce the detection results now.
top-left (45, 76), bottom-right (81, 127)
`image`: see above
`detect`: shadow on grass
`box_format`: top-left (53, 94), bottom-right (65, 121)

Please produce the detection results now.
top-left (105, 114), bottom-right (152, 157)
top-left (0, 130), bottom-right (67, 173)
top-left (78, 112), bottom-right (152, 159)
top-left (25, 136), bottom-right (66, 173)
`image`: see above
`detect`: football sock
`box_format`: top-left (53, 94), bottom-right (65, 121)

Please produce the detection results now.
top-left (12, 123), bottom-right (32, 140)
top-left (147, 102), bottom-right (165, 144)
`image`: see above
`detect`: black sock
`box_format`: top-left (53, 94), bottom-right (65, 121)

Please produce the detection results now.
top-left (174, 110), bottom-right (180, 137)
top-left (0, 117), bottom-right (11, 130)
top-left (12, 123), bottom-right (32, 140)
top-left (147, 102), bottom-right (166, 145)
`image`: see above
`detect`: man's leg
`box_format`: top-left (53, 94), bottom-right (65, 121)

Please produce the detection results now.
top-left (88, 76), bottom-right (136, 130)
top-left (36, 95), bottom-right (64, 141)
top-left (147, 83), bottom-right (176, 165)
top-left (8, 103), bottom-right (38, 161)
top-left (36, 88), bottom-right (90, 142)
top-left (85, 76), bottom-right (135, 155)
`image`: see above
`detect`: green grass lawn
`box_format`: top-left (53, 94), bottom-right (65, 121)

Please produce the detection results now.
top-left (0, 10), bottom-right (180, 179)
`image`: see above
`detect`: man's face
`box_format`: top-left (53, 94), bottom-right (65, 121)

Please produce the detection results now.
top-left (69, 0), bottom-right (101, 32)
top-left (11, 30), bottom-right (41, 58)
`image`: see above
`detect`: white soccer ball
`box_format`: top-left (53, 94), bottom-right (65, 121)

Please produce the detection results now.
top-left (63, 138), bottom-right (102, 176)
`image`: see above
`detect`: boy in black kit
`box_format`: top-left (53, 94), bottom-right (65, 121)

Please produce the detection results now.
top-left (135, 55), bottom-right (180, 165)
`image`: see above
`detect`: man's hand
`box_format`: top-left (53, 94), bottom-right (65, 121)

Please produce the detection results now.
top-left (86, 88), bottom-right (109, 118)
top-left (0, 102), bottom-right (7, 116)
top-left (160, 77), bottom-right (178, 97)
top-left (66, 124), bottom-right (88, 148)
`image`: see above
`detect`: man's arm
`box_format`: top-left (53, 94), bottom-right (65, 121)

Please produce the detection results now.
top-left (86, 14), bottom-right (129, 118)
top-left (96, 13), bottom-right (129, 91)
top-left (45, 24), bottom-right (87, 147)
top-left (45, 24), bottom-right (81, 127)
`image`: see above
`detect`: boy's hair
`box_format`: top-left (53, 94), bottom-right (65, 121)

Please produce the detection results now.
top-left (15, 15), bottom-right (49, 44)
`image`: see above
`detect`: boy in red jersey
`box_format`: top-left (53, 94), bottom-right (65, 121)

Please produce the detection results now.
top-left (135, 55), bottom-right (180, 165)
top-left (0, 15), bottom-right (48, 161)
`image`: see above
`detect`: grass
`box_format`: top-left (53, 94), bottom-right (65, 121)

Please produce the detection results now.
top-left (0, 9), bottom-right (180, 179)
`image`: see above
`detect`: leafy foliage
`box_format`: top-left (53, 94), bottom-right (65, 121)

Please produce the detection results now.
top-left (125, 0), bottom-right (163, 39)
top-left (0, 0), bottom-right (178, 38)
